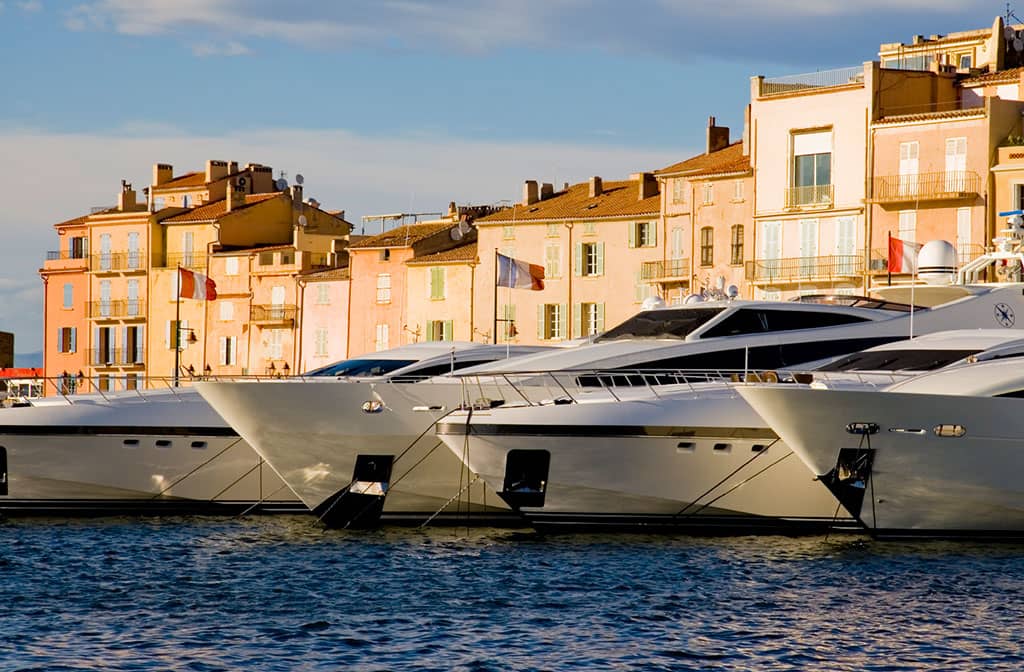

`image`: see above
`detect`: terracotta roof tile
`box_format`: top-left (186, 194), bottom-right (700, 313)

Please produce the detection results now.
top-left (476, 179), bottom-right (659, 224)
top-left (154, 171), bottom-right (206, 190)
top-left (961, 66), bottom-right (1024, 86)
top-left (350, 222), bottom-right (456, 248)
top-left (162, 192), bottom-right (281, 223)
top-left (407, 242), bottom-right (478, 265)
top-left (655, 142), bottom-right (749, 178)
top-left (875, 108), bottom-right (986, 124)
top-left (300, 267), bottom-right (350, 281)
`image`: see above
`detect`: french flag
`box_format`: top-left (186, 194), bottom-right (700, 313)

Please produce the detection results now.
top-left (497, 252), bottom-right (545, 290)
top-left (178, 267), bottom-right (218, 300)
top-left (888, 235), bottom-right (922, 274)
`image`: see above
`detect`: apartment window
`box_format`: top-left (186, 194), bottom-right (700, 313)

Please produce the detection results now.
top-left (225, 257), bottom-right (239, 276)
top-left (57, 327), bottom-right (77, 353)
top-left (733, 180), bottom-right (744, 202)
top-left (835, 217), bottom-right (857, 274)
top-left (671, 227), bottom-right (685, 260)
top-left (945, 137), bottom-right (967, 191)
top-left (259, 251), bottom-right (274, 266)
top-left (375, 324), bottom-right (389, 351)
top-left (127, 279), bottom-right (140, 317)
top-left (315, 328), bottom-right (329, 356)
top-left (94, 326), bottom-right (115, 365)
top-left (700, 227), bottom-right (714, 267)
top-left (499, 304), bottom-right (516, 341)
top-left (219, 301), bottom-right (234, 321)
top-left (267, 329), bottom-right (283, 359)
top-left (219, 336), bottom-right (237, 366)
top-left (99, 280), bottom-right (112, 318)
top-left (125, 325), bottom-right (144, 364)
top-left (153, 196), bottom-right (166, 210)
top-left (316, 284), bottom-right (330, 305)
top-left (503, 225), bottom-right (515, 240)
top-left (429, 267), bottom-right (446, 300)
top-left (99, 233), bottom-right (112, 271)
top-left (182, 195), bottom-right (191, 208)
top-left (546, 224), bottom-right (560, 238)
top-left (959, 54), bottom-right (972, 70)
top-left (127, 232), bottom-right (140, 269)
top-left (799, 219), bottom-right (819, 275)
top-left (578, 302), bottom-right (604, 337)
top-left (575, 242), bottom-right (604, 277)
top-left (280, 250), bottom-right (294, 265)
top-left (898, 210), bottom-right (917, 244)
top-left (545, 243), bottom-right (561, 279)
top-left (69, 236), bottom-right (87, 259)
top-left (426, 320), bottom-right (454, 342)
top-left (730, 225), bottom-right (744, 266)
top-left (63, 283), bottom-right (73, 309)
top-left (182, 231), bottom-right (194, 267)
top-left (702, 183), bottom-right (713, 205)
top-left (630, 222), bottom-right (656, 248)
top-left (792, 131), bottom-right (832, 205)
top-left (672, 179), bottom-right (687, 204)
top-left (167, 319), bottom-right (189, 350)
top-left (376, 273), bottom-right (391, 303)
top-left (538, 303), bottom-right (565, 340)
top-left (583, 222), bottom-right (596, 235)
top-left (379, 249), bottom-right (391, 261)
top-left (634, 272), bottom-right (650, 303)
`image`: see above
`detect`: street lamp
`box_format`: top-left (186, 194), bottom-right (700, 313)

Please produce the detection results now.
top-left (172, 326), bottom-right (199, 387)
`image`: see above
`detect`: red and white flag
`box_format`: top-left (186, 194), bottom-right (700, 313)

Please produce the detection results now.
top-left (497, 252), bottom-right (545, 290)
top-left (178, 267), bottom-right (217, 300)
top-left (888, 235), bottom-right (922, 274)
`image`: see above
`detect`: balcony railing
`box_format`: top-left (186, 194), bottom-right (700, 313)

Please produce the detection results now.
top-left (641, 258), bottom-right (690, 282)
top-left (760, 66), bottom-right (864, 97)
top-left (870, 171), bottom-right (980, 204)
top-left (90, 251), bottom-right (146, 273)
top-left (785, 184), bottom-right (833, 209)
top-left (46, 250), bottom-right (90, 262)
top-left (87, 349), bottom-right (144, 367)
top-left (251, 304), bottom-right (297, 324)
top-left (153, 252), bottom-right (207, 270)
top-left (745, 255), bottom-right (864, 283)
top-left (88, 299), bottom-right (146, 319)
top-left (869, 244), bottom-right (987, 273)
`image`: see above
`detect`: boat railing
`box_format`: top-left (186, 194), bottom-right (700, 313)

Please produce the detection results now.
top-left (23, 372), bottom-right (304, 405)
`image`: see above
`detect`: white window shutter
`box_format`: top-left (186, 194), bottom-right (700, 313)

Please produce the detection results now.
top-left (574, 243), bottom-right (583, 276)
top-left (70, 328), bottom-right (77, 353)
top-left (136, 326), bottom-right (144, 363)
top-left (597, 303), bottom-right (605, 333)
top-left (219, 337), bottom-right (227, 366)
top-left (628, 223), bottom-right (636, 248)
top-left (596, 243), bottom-right (605, 275)
top-left (537, 304), bottom-right (546, 340)
top-left (572, 303), bottom-right (582, 339)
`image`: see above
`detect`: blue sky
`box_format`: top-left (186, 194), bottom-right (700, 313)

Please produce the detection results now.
top-left (0, 0), bottom-right (1001, 350)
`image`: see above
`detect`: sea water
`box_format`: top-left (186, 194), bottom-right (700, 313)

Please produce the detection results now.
top-left (0, 516), bottom-right (1022, 671)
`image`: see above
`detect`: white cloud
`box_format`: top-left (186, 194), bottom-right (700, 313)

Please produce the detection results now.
top-left (190, 40), bottom-right (250, 57)
top-left (17, 0), bottom-right (41, 12)
top-left (0, 123), bottom-right (683, 347)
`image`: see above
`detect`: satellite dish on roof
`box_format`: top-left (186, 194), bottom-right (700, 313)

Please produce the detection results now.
top-left (1014, 38), bottom-right (1023, 52)
top-left (297, 215), bottom-right (308, 228)
top-left (458, 220), bottom-right (472, 235)
top-left (275, 178), bottom-right (288, 190)
top-left (450, 227), bottom-right (464, 241)
top-left (295, 174), bottom-right (305, 185)
top-left (1006, 26), bottom-right (1016, 39)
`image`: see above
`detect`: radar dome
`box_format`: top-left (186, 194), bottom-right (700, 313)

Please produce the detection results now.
top-left (918, 240), bottom-right (957, 285)
top-left (683, 293), bottom-right (705, 304)
top-left (641, 296), bottom-right (667, 311)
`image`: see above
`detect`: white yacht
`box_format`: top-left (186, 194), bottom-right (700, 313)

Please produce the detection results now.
top-left (739, 342), bottom-right (1024, 539)
top-left (435, 330), bottom-right (1024, 532)
top-left (0, 342), bottom-right (500, 516)
top-left (198, 273), bottom-right (1024, 529)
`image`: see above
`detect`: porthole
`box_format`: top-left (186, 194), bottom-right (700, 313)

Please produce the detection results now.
top-left (751, 444), bottom-right (766, 453)
top-left (676, 442), bottom-right (695, 453)
top-left (190, 441), bottom-right (207, 449)
top-left (713, 443), bottom-right (732, 453)
top-left (123, 439), bottom-right (139, 447)
top-left (933, 424), bottom-right (966, 438)
top-left (155, 440), bottom-right (172, 448)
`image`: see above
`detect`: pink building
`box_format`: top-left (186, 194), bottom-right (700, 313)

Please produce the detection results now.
top-left (297, 267), bottom-right (350, 372)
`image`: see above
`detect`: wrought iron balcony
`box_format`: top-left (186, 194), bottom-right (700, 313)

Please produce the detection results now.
top-left (87, 348), bottom-right (144, 367)
top-left (745, 255), bottom-right (864, 283)
top-left (251, 304), bottom-right (297, 324)
top-left (90, 251), bottom-right (146, 273)
top-left (153, 252), bottom-right (207, 269)
top-left (88, 299), bottom-right (146, 319)
top-left (641, 258), bottom-right (690, 282)
top-left (760, 66), bottom-right (864, 97)
top-left (870, 170), bottom-right (980, 204)
top-left (784, 184), bottom-right (833, 209)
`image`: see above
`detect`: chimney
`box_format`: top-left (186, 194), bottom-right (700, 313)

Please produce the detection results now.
top-left (563, 182), bottom-right (569, 192)
top-left (226, 179), bottom-right (246, 212)
top-left (540, 183), bottom-right (554, 200)
top-left (637, 172), bottom-right (658, 200)
top-left (522, 180), bottom-right (539, 205)
top-left (290, 184), bottom-right (303, 205)
top-left (153, 163), bottom-right (173, 187)
top-left (227, 161), bottom-right (239, 175)
top-left (448, 201), bottom-right (458, 216)
top-left (742, 104), bottom-right (751, 157)
top-left (205, 159), bottom-right (229, 183)
top-left (589, 176), bottom-right (603, 197)
top-left (117, 179), bottom-right (136, 211)
top-left (707, 116), bottom-right (730, 154)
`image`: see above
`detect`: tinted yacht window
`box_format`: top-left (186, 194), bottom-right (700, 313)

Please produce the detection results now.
top-left (597, 308), bottom-right (724, 341)
top-left (389, 358), bottom-right (491, 381)
top-left (305, 358), bottom-right (417, 377)
top-left (701, 308), bottom-right (868, 339)
top-left (817, 349), bottom-right (980, 372)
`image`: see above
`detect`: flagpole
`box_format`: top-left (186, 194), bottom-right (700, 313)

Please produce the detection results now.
top-left (492, 249), bottom-right (498, 344)
top-left (887, 232), bottom-right (892, 286)
top-left (174, 264), bottom-right (181, 387)
top-left (910, 264), bottom-right (916, 340)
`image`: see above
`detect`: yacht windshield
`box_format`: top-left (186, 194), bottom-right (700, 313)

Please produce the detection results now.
top-left (596, 308), bottom-right (725, 341)
top-left (305, 358), bottom-right (418, 377)
top-left (816, 349), bottom-right (981, 372)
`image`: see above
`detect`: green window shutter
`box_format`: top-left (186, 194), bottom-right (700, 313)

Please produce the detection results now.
top-left (425, 321), bottom-right (435, 341)
top-left (628, 223), bottom-right (636, 248)
top-left (537, 304), bottom-right (546, 340)
top-left (443, 320), bottom-right (453, 341)
top-left (572, 303), bottom-right (582, 340)
top-left (596, 243), bottom-right (605, 275)
top-left (597, 303), bottom-right (605, 333)
top-left (574, 243), bottom-right (583, 276)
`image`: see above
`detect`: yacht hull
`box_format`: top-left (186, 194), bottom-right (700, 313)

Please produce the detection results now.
top-left (740, 386), bottom-right (1024, 538)
top-left (196, 380), bottom-right (518, 527)
top-left (0, 393), bottom-right (303, 514)
top-left (436, 388), bottom-right (855, 533)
